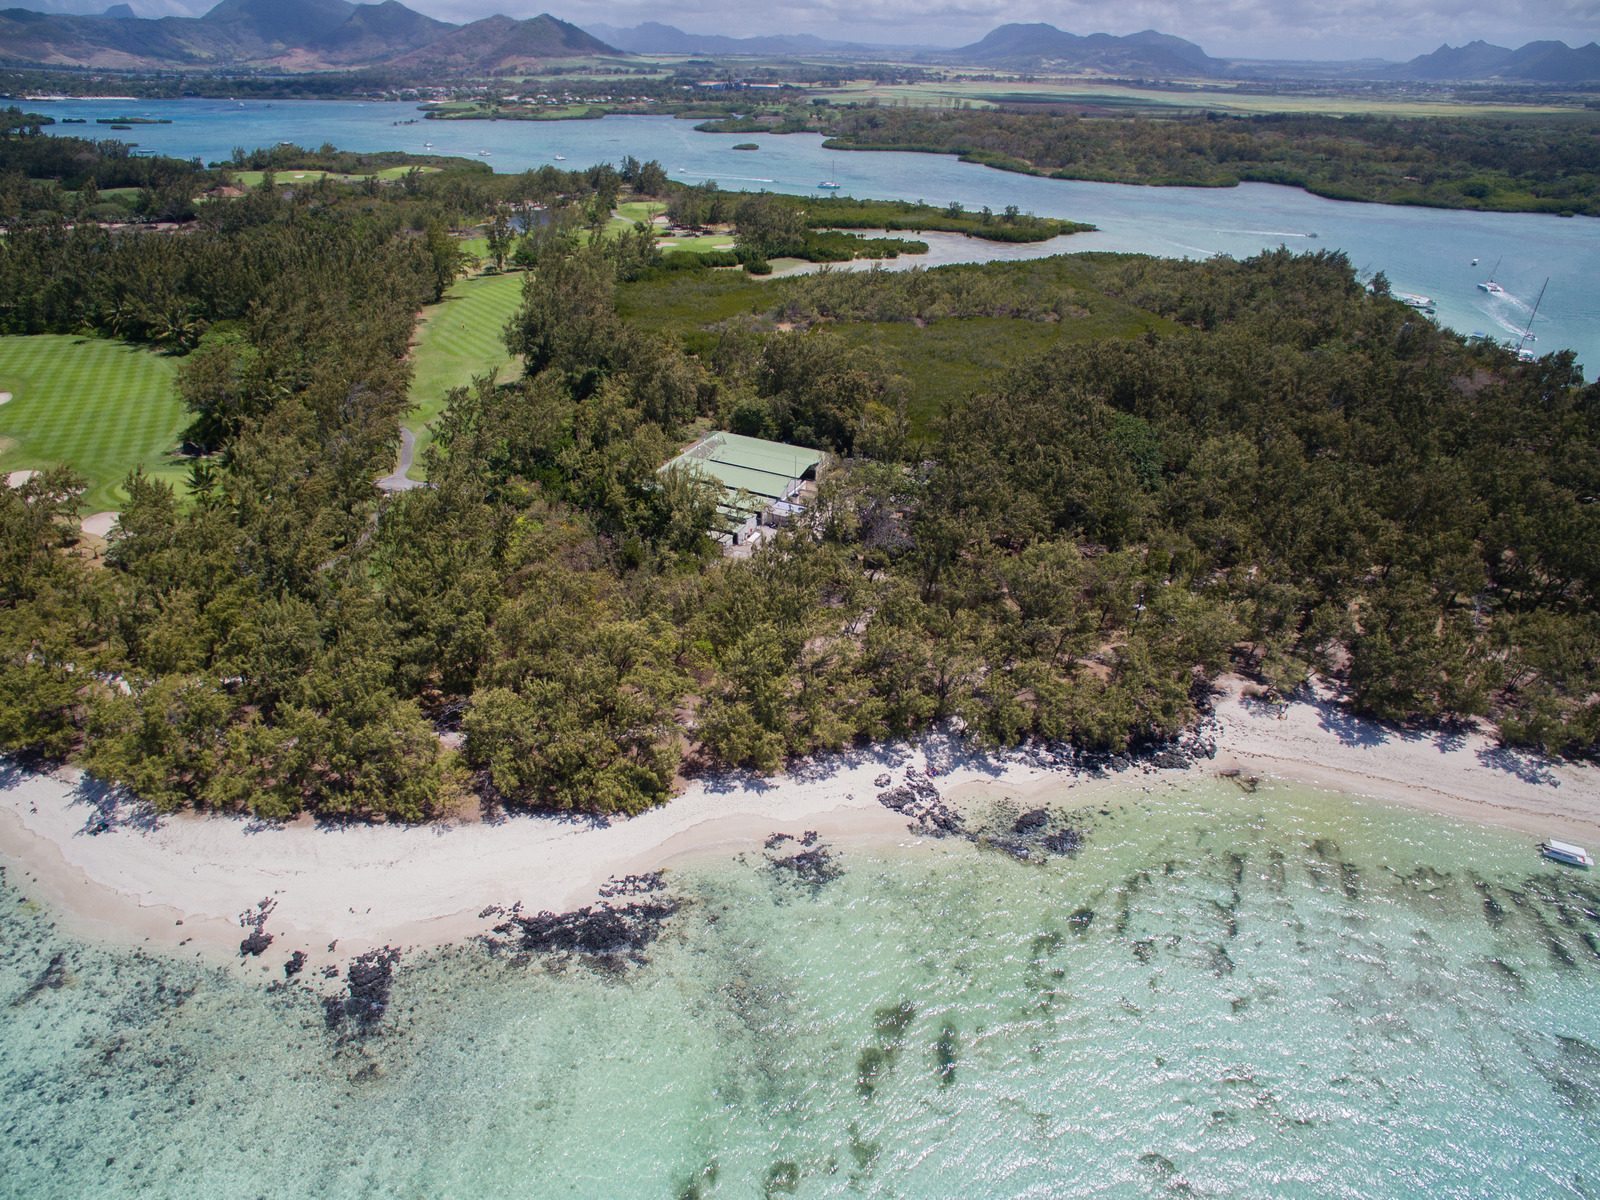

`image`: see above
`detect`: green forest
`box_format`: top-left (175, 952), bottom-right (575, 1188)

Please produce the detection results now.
top-left (700, 107), bottom-right (1600, 216)
top-left (1, 125), bottom-right (1596, 823)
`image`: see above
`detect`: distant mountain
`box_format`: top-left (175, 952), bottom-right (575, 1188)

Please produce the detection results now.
top-left (312, 0), bottom-right (450, 66)
top-left (0, 1), bottom-right (620, 69)
top-left (945, 24), bottom-right (1224, 76)
top-left (583, 20), bottom-right (894, 57)
top-left (200, 0), bottom-right (353, 48)
top-left (1390, 38), bottom-right (1600, 81)
top-left (388, 13), bottom-right (616, 73)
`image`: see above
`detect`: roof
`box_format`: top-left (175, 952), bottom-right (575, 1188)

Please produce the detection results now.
top-left (662, 431), bottom-right (822, 506)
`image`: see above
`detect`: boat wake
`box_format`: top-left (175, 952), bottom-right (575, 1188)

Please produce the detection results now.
top-left (1216, 228), bottom-right (1320, 238)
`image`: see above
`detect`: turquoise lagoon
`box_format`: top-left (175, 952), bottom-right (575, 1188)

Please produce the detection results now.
top-left (31, 100), bottom-right (1600, 376)
top-left (3, 778), bottom-right (1599, 1198)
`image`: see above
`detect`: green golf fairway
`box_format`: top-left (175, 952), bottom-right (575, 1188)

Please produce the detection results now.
top-left (405, 270), bottom-right (526, 480)
top-left (0, 334), bottom-right (185, 514)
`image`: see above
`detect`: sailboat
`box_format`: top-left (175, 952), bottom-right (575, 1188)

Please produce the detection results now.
top-left (1477, 257), bottom-right (1504, 295)
top-left (816, 156), bottom-right (842, 190)
top-left (1513, 277), bottom-right (1548, 362)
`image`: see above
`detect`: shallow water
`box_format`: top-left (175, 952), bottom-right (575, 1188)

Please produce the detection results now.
top-left (32, 101), bottom-right (1600, 374)
top-left (3, 778), bottom-right (1599, 1198)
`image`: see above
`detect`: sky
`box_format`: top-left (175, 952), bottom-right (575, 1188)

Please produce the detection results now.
top-left (20, 0), bottom-right (1600, 60)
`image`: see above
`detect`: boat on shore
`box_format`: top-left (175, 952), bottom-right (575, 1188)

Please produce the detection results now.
top-left (1540, 840), bottom-right (1593, 868)
top-left (1398, 292), bottom-right (1435, 313)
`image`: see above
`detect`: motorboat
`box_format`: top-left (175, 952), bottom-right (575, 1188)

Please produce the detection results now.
top-left (1541, 840), bottom-right (1593, 868)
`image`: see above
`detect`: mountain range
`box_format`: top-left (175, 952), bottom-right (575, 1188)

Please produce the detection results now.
top-left (1385, 39), bottom-right (1600, 83)
top-left (0, 0), bottom-right (616, 70)
top-left (939, 23), bottom-right (1224, 75)
top-left (0, 1), bottom-right (1596, 83)
top-left (585, 20), bottom-right (1597, 82)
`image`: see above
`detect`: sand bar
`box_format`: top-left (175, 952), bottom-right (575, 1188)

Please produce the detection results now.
top-left (1, 679), bottom-right (1596, 978)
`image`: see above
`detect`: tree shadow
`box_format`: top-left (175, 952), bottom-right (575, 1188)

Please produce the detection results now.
top-left (1313, 697), bottom-right (1392, 749)
top-left (68, 773), bottom-right (161, 836)
top-left (1476, 744), bottom-right (1561, 788)
top-left (0, 759), bottom-right (31, 794)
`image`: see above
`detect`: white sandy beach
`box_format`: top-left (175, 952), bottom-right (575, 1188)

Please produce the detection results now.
top-left (1, 677), bottom-right (1596, 978)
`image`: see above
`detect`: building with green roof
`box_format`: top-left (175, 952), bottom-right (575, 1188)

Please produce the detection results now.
top-left (662, 431), bottom-right (824, 547)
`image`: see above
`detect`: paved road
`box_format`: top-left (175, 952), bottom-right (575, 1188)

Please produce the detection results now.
top-left (377, 427), bottom-right (425, 493)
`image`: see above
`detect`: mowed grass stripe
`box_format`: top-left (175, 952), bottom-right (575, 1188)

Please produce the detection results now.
top-left (406, 270), bottom-right (526, 480)
top-left (0, 334), bottom-right (185, 513)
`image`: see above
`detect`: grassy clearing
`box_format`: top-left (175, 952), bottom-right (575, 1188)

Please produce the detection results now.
top-left (661, 233), bottom-right (737, 252)
top-left (618, 256), bottom-right (1173, 435)
top-left (228, 166), bottom-right (441, 187)
top-left (816, 78), bottom-right (1584, 117)
top-left (617, 201), bottom-right (666, 223)
top-left (0, 334), bottom-right (184, 513)
top-left (406, 270), bottom-right (527, 479)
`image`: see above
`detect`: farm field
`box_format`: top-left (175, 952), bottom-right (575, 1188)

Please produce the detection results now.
top-left (406, 270), bottom-right (526, 480)
top-left (0, 334), bottom-right (184, 513)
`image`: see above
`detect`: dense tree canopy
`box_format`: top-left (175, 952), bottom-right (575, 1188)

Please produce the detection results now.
top-left (0, 133), bottom-right (1595, 825)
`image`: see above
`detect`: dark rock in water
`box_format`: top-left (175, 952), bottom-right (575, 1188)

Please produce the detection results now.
top-left (764, 1160), bottom-right (800, 1197)
top-left (934, 1022), bottom-right (959, 1087)
top-left (984, 836), bottom-right (1035, 863)
top-left (676, 1158), bottom-right (720, 1200)
top-left (1150, 748), bottom-right (1191, 770)
top-left (283, 951), bottom-right (307, 979)
top-left (1475, 881), bottom-right (1507, 928)
top-left (876, 780), bottom-right (964, 837)
top-left (1340, 863), bottom-right (1362, 901)
top-left (494, 898), bottom-right (680, 964)
top-left (1042, 828), bottom-right (1083, 856)
top-left (1486, 958), bottom-right (1527, 991)
top-left (856, 1044), bottom-right (893, 1098)
top-left (1068, 907), bottom-right (1095, 933)
top-left (598, 871), bottom-right (667, 898)
top-left (237, 896), bottom-right (276, 957)
top-left (324, 947), bottom-right (402, 1034)
top-left (767, 844), bottom-right (844, 891)
top-left (875, 1000), bottom-right (915, 1040)
top-left (12, 952), bottom-right (68, 1006)
top-left (876, 786), bottom-right (917, 813)
top-left (1014, 809), bottom-right (1049, 834)
top-left (239, 928), bottom-right (273, 958)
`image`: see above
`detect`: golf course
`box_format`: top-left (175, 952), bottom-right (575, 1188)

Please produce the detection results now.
top-left (0, 334), bottom-right (185, 513)
top-left (405, 269), bottom-right (525, 481)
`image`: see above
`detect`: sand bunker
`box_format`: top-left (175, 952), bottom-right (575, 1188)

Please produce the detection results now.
top-left (80, 511), bottom-right (119, 538)
top-left (6, 469), bottom-right (39, 488)
top-left (0, 391), bottom-right (12, 405)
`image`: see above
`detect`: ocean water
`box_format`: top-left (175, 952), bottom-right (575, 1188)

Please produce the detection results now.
top-left (30, 101), bottom-right (1600, 375)
top-left (3, 778), bottom-right (1599, 1199)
